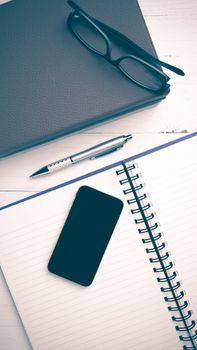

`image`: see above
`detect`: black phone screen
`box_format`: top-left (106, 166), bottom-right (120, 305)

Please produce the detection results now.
top-left (48, 186), bottom-right (123, 286)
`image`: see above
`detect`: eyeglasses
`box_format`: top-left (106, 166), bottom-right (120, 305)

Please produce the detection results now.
top-left (67, 0), bottom-right (184, 93)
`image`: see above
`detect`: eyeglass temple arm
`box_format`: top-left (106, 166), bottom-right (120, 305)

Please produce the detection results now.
top-left (92, 18), bottom-right (185, 76)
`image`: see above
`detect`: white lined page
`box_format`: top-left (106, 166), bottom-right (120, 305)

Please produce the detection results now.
top-left (0, 166), bottom-right (181, 349)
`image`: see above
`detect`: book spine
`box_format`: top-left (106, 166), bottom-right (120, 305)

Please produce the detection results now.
top-left (116, 162), bottom-right (197, 350)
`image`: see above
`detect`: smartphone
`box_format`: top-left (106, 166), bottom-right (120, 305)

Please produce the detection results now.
top-left (48, 186), bottom-right (123, 286)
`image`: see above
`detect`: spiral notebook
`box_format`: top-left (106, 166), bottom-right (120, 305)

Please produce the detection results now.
top-left (1, 132), bottom-right (197, 350)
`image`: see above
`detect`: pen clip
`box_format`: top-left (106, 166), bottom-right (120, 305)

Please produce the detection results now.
top-left (89, 145), bottom-right (123, 159)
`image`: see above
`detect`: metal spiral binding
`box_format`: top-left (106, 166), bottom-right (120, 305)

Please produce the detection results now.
top-left (116, 162), bottom-right (197, 350)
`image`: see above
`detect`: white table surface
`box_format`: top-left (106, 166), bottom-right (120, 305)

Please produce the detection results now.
top-left (0, 0), bottom-right (197, 349)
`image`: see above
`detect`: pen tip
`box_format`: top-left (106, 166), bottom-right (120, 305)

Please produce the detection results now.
top-left (125, 134), bottom-right (132, 140)
top-left (30, 166), bottom-right (49, 178)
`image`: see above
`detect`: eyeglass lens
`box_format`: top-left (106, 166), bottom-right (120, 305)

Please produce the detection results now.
top-left (71, 14), bottom-right (108, 55)
top-left (118, 57), bottom-right (166, 90)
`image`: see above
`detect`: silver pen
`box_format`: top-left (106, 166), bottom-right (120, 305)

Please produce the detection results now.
top-left (30, 134), bottom-right (132, 177)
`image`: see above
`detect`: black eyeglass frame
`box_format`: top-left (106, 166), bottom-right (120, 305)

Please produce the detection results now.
top-left (67, 0), bottom-right (184, 93)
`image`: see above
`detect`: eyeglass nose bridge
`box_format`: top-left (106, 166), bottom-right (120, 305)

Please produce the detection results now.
top-left (104, 54), bottom-right (121, 67)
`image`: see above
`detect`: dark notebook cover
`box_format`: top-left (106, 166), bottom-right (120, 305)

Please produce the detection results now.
top-left (0, 0), bottom-right (168, 158)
